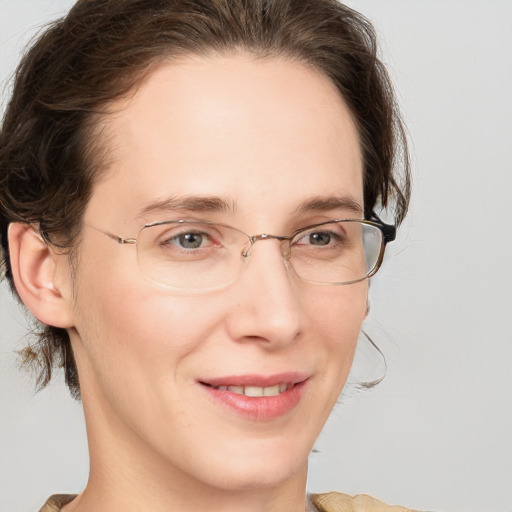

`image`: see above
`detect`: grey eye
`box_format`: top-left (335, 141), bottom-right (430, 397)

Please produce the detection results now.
top-left (173, 232), bottom-right (206, 249)
top-left (307, 232), bottom-right (332, 246)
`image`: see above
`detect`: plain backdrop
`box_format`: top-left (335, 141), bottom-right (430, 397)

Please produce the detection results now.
top-left (1, 1), bottom-right (511, 511)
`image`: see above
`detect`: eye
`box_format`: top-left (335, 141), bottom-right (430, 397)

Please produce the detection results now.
top-left (305, 231), bottom-right (336, 246)
top-left (296, 229), bottom-right (343, 247)
top-left (164, 230), bottom-right (214, 250)
top-left (171, 232), bottom-right (208, 249)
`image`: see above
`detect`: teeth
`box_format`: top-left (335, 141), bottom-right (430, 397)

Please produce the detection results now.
top-left (263, 385), bottom-right (281, 396)
top-left (244, 386), bottom-right (264, 397)
top-left (213, 384), bottom-right (291, 396)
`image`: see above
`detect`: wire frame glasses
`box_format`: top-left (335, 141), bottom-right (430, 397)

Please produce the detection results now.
top-left (93, 214), bottom-right (396, 291)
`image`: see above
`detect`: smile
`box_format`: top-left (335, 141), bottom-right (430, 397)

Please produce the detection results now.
top-left (200, 374), bottom-right (309, 420)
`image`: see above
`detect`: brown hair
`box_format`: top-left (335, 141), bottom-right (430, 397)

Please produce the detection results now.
top-left (0, 0), bottom-right (410, 398)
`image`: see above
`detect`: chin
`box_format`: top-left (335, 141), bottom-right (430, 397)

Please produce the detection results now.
top-left (189, 436), bottom-right (311, 492)
top-left (208, 459), bottom-right (308, 492)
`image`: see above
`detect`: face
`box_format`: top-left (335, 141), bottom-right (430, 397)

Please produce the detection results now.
top-left (68, 54), bottom-right (367, 494)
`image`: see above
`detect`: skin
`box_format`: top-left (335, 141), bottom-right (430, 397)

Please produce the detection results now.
top-left (11, 54), bottom-right (367, 512)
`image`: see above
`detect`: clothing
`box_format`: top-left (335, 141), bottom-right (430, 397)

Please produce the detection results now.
top-left (39, 492), bottom-right (418, 511)
top-left (310, 492), bottom-right (418, 511)
top-left (39, 495), bottom-right (74, 512)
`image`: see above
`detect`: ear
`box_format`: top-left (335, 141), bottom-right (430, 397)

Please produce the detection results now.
top-left (8, 223), bottom-right (75, 328)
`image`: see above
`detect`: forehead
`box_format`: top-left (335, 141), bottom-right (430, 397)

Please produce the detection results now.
top-left (86, 54), bottom-right (363, 228)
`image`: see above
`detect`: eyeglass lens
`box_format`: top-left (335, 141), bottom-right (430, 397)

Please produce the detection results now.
top-left (135, 220), bottom-right (384, 289)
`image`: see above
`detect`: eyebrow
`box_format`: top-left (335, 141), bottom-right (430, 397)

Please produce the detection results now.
top-left (295, 195), bottom-right (364, 216)
top-left (136, 193), bottom-right (363, 220)
top-left (137, 195), bottom-right (237, 220)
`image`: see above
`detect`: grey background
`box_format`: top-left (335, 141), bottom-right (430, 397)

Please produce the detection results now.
top-left (1, 1), bottom-right (511, 511)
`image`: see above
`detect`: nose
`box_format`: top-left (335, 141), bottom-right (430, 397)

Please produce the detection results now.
top-left (225, 238), bottom-right (303, 349)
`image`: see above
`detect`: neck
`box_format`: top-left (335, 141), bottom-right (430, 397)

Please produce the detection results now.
top-left (68, 450), bottom-right (309, 512)
top-left (65, 385), bottom-right (309, 512)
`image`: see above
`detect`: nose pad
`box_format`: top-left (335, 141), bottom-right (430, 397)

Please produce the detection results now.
top-left (280, 240), bottom-right (291, 261)
top-left (241, 244), bottom-right (251, 259)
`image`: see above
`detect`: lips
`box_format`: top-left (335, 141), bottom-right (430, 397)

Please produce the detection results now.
top-left (199, 373), bottom-right (308, 420)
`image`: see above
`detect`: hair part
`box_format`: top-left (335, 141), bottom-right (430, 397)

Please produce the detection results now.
top-left (0, 0), bottom-right (410, 398)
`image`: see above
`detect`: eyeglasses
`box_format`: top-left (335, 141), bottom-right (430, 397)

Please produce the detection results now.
top-left (88, 213), bottom-right (395, 291)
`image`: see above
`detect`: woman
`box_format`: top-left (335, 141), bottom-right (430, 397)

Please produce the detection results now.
top-left (0, 1), bottom-right (413, 510)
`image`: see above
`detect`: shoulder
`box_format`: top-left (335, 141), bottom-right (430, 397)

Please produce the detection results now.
top-left (39, 495), bottom-right (77, 512)
top-left (310, 491), bottom-right (419, 512)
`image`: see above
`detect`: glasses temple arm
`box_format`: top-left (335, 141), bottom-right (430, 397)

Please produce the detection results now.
top-left (368, 211), bottom-right (396, 243)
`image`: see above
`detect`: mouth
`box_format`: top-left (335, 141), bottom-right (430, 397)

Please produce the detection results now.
top-left (199, 373), bottom-right (309, 420)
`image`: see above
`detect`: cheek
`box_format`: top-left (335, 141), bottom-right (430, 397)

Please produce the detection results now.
top-left (71, 279), bottom-right (233, 447)
top-left (309, 281), bottom-right (367, 348)
top-left (307, 283), bottom-right (367, 394)
top-left (75, 282), bottom-right (224, 369)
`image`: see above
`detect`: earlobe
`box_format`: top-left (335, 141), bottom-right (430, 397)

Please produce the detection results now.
top-left (8, 223), bottom-right (75, 328)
